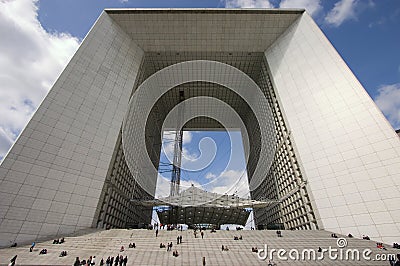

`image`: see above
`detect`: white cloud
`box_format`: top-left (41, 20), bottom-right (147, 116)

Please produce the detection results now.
top-left (208, 169), bottom-right (250, 198)
top-left (155, 173), bottom-right (202, 198)
top-left (225, 0), bottom-right (274, 8)
top-left (279, 0), bottom-right (322, 16)
top-left (0, 127), bottom-right (14, 160)
top-left (161, 132), bottom-right (218, 173)
top-left (374, 83), bottom-right (400, 129)
top-left (156, 168), bottom-right (250, 199)
top-left (162, 131), bottom-right (199, 164)
top-left (325, 0), bottom-right (358, 27)
top-left (0, 0), bottom-right (80, 159)
top-left (155, 174), bottom-right (171, 198)
top-left (182, 131), bottom-right (192, 144)
top-left (205, 172), bottom-right (217, 179)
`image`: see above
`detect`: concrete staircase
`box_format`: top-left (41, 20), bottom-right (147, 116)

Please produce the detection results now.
top-left (0, 229), bottom-right (398, 265)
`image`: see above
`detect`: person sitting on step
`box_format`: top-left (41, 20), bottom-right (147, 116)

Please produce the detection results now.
top-left (39, 248), bottom-right (47, 255)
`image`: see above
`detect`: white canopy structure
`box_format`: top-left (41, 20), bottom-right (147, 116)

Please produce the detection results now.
top-left (132, 185), bottom-right (279, 226)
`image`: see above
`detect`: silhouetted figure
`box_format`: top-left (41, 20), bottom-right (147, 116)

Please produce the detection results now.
top-left (318, 247), bottom-right (322, 252)
top-left (74, 257), bottom-right (80, 266)
top-left (39, 248), bottom-right (47, 255)
top-left (30, 242), bottom-right (35, 252)
top-left (179, 235), bottom-right (182, 244)
top-left (394, 254), bottom-right (400, 266)
top-left (9, 255), bottom-right (17, 266)
top-left (156, 229), bottom-right (159, 237)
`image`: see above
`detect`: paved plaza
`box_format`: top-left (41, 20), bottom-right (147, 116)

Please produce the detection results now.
top-left (0, 229), bottom-right (398, 265)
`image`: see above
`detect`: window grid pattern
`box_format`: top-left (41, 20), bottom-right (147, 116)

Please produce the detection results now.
top-left (252, 59), bottom-right (318, 230)
top-left (96, 134), bottom-right (152, 229)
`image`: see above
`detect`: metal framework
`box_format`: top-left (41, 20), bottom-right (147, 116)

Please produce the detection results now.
top-left (169, 90), bottom-right (185, 196)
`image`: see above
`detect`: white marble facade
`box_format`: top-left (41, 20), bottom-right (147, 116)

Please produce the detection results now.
top-left (267, 13), bottom-right (400, 244)
top-left (0, 12), bottom-right (144, 247)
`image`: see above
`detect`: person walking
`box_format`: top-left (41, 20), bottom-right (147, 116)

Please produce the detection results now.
top-left (9, 255), bottom-right (17, 266)
top-left (201, 231), bottom-right (204, 239)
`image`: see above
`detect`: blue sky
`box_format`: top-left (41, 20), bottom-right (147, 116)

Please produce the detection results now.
top-left (156, 130), bottom-right (249, 198)
top-left (34, 0), bottom-right (400, 99)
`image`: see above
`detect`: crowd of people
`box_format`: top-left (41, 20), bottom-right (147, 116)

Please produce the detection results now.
top-left (363, 235), bottom-right (371, 240)
top-left (74, 255), bottom-right (128, 266)
top-left (53, 238), bottom-right (65, 244)
top-left (233, 235), bottom-right (242, 240)
top-left (7, 227), bottom-right (400, 266)
top-left (176, 235), bottom-right (183, 244)
top-left (377, 242), bottom-right (387, 250)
